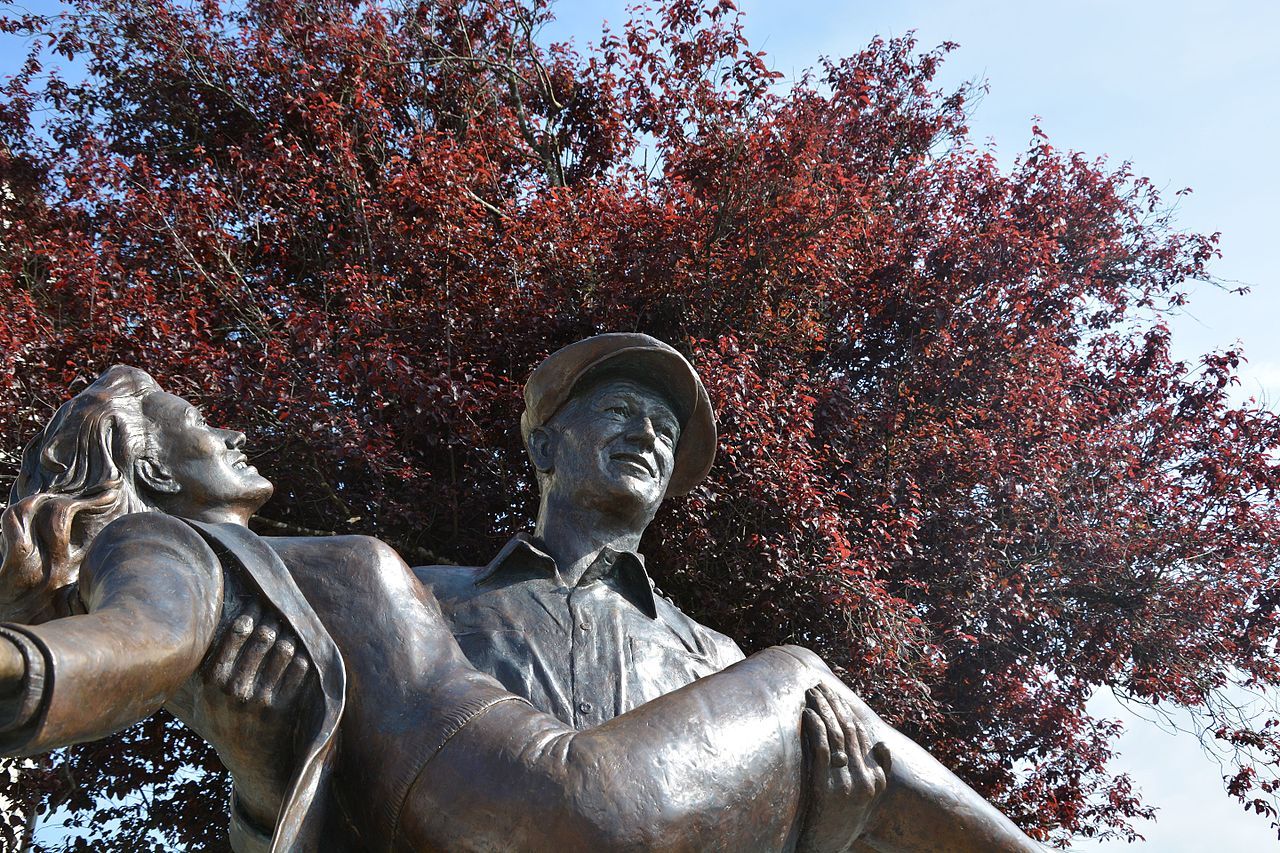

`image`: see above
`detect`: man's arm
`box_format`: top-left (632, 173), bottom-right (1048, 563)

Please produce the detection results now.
top-left (394, 645), bottom-right (1042, 853)
top-left (272, 535), bottom-right (1044, 852)
top-left (395, 646), bottom-right (817, 852)
top-left (779, 647), bottom-right (1045, 853)
top-left (706, 625), bottom-right (748, 668)
top-left (0, 513), bottom-right (224, 754)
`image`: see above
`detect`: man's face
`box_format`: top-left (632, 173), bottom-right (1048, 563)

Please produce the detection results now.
top-left (140, 391), bottom-right (274, 522)
top-left (546, 378), bottom-right (681, 515)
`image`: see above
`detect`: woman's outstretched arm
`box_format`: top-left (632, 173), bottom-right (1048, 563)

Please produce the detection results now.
top-left (0, 512), bottom-right (224, 754)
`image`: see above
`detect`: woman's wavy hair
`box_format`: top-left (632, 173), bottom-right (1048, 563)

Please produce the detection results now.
top-left (0, 366), bottom-right (162, 623)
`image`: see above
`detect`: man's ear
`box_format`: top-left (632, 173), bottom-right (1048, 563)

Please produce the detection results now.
top-left (135, 457), bottom-right (180, 495)
top-left (527, 426), bottom-right (557, 474)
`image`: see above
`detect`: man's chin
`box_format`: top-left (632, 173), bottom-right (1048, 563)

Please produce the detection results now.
top-left (601, 475), bottom-right (663, 511)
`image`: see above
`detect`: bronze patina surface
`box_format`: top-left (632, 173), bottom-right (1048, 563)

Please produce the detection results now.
top-left (0, 349), bottom-right (1043, 852)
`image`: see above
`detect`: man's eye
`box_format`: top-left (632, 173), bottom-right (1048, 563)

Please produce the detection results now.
top-left (606, 405), bottom-right (628, 416)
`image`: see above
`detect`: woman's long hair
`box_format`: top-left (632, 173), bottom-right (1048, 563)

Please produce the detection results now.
top-left (0, 366), bottom-right (162, 623)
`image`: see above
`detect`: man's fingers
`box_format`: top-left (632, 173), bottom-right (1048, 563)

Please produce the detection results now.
top-left (256, 633), bottom-right (296, 700)
top-left (802, 706), bottom-right (832, 779)
top-left (808, 685), bottom-right (847, 766)
top-left (209, 601), bottom-right (260, 687)
top-left (846, 718), bottom-right (879, 789)
top-left (870, 741), bottom-right (891, 793)
top-left (825, 683), bottom-right (889, 797)
top-left (230, 617), bottom-right (279, 702)
top-left (276, 653), bottom-right (312, 705)
top-left (829, 683), bottom-right (868, 758)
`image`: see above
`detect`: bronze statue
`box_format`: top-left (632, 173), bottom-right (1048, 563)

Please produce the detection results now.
top-left (0, 359), bottom-right (1044, 852)
top-left (418, 334), bottom-right (746, 728)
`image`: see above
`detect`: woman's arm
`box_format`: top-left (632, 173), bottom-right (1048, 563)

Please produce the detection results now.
top-left (0, 512), bottom-right (223, 754)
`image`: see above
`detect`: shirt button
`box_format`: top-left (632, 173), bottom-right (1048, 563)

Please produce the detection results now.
top-left (578, 701), bottom-right (593, 715)
top-left (578, 621), bottom-right (591, 632)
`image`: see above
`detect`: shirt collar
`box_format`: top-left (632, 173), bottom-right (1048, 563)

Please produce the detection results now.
top-left (476, 532), bottom-right (659, 619)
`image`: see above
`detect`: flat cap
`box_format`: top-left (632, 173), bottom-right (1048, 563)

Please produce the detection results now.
top-left (520, 333), bottom-right (716, 496)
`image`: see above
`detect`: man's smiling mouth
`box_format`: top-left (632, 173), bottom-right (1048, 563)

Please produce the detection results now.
top-left (610, 452), bottom-right (655, 477)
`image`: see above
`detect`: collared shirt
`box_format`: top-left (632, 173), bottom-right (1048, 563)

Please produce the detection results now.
top-left (415, 534), bottom-right (745, 730)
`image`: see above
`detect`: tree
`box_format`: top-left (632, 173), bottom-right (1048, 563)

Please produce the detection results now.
top-left (1, 0), bottom-right (1278, 847)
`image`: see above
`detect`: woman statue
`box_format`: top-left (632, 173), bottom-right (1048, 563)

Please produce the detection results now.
top-left (0, 366), bottom-right (1042, 852)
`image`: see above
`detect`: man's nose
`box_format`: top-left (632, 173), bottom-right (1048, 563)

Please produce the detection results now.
top-left (625, 416), bottom-right (658, 448)
top-left (223, 429), bottom-right (247, 449)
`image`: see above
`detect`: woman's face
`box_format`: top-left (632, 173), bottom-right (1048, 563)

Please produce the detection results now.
top-left (138, 392), bottom-right (274, 524)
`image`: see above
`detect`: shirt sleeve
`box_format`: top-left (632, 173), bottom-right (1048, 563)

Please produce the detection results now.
top-left (394, 646), bottom-right (815, 852)
top-left (0, 513), bottom-right (224, 756)
top-left (0, 626), bottom-right (49, 740)
top-left (706, 626), bottom-right (747, 669)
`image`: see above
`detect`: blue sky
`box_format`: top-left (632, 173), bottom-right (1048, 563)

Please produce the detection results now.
top-left (547, 0), bottom-right (1279, 404)
top-left (4, 0), bottom-right (1278, 848)
top-left (554, 1), bottom-right (1280, 849)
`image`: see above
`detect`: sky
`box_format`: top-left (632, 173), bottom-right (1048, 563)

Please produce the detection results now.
top-left (547, 1), bottom-right (1280, 850)
top-left (3, 0), bottom-right (1279, 849)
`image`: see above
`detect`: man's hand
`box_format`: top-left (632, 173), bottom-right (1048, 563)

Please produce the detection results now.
top-left (206, 599), bottom-right (311, 710)
top-left (796, 682), bottom-right (890, 853)
top-left (197, 599), bottom-right (313, 831)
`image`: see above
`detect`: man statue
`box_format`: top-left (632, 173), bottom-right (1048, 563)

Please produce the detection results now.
top-left (417, 333), bottom-right (744, 728)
